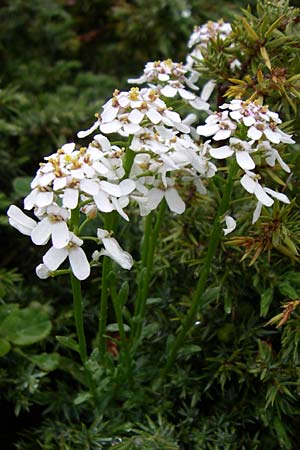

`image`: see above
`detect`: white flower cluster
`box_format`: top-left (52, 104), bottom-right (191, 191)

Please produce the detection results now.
top-left (7, 86), bottom-right (217, 280)
top-left (197, 99), bottom-right (294, 223)
top-left (186, 19), bottom-right (232, 71)
top-left (128, 59), bottom-right (214, 111)
top-left (7, 20), bottom-right (296, 280)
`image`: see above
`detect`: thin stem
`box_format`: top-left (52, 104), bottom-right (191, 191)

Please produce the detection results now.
top-left (162, 161), bottom-right (238, 377)
top-left (70, 273), bottom-right (88, 364)
top-left (131, 199), bottom-right (166, 342)
top-left (98, 256), bottom-right (111, 357)
top-left (110, 282), bottom-right (131, 368)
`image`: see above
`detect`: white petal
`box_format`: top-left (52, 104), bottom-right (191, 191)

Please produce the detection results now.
top-left (213, 129), bottom-right (232, 141)
top-left (77, 120), bottom-right (100, 138)
top-left (63, 188), bottom-right (79, 209)
top-left (197, 123), bottom-right (220, 137)
top-left (102, 237), bottom-right (133, 270)
top-left (254, 184), bottom-right (273, 206)
top-left (100, 181), bottom-right (121, 197)
top-left (161, 85), bottom-right (177, 97)
top-left (158, 73), bottom-right (170, 82)
top-left (36, 191), bottom-right (54, 208)
top-left (164, 110), bottom-right (181, 123)
top-left (264, 127), bottom-right (281, 144)
top-left (147, 188), bottom-right (164, 211)
top-left (223, 215), bottom-right (236, 236)
top-left (128, 109), bottom-right (144, 124)
top-left (146, 108), bottom-right (163, 124)
top-left (80, 179), bottom-right (99, 195)
top-left (236, 151), bottom-right (255, 170)
top-left (31, 217), bottom-right (52, 245)
top-left (43, 246), bottom-right (68, 271)
top-left (165, 188), bottom-right (185, 214)
top-left (93, 134), bottom-right (111, 151)
top-left (264, 188), bottom-right (290, 204)
top-left (240, 174), bottom-right (256, 194)
top-left (247, 126), bottom-right (263, 141)
top-left (200, 80), bottom-right (216, 101)
top-left (39, 172), bottom-right (55, 187)
top-left (101, 105), bottom-right (119, 123)
top-left (94, 191), bottom-right (114, 212)
top-left (209, 146), bottom-right (234, 159)
top-left (179, 88), bottom-right (195, 100)
top-left (243, 115), bottom-right (256, 127)
top-left (252, 202), bottom-right (263, 223)
top-left (24, 188), bottom-right (39, 210)
top-left (100, 120), bottom-right (122, 134)
top-left (51, 221), bottom-right (70, 248)
top-left (53, 177), bottom-right (67, 191)
top-left (111, 197), bottom-right (130, 221)
top-left (69, 247), bottom-right (90, 280)
top-left (123, 122), bottom-right (141, 134)
top-left (7, 205), bottom-right (36, 236)
top-left (36, 264), bottom-right (51, 279)
top-left (119, 179), bottom-right (136, 195)
top-left (61, 143), bottom-right (76, 153)
top-left (189, 97), bottom-right (210, 110)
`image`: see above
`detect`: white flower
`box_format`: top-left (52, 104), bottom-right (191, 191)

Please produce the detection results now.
top-left (209, 138), bottom-right (255, 171)
top-left (197, 111), bottom-right (236, 141)
top-left (134, 178), bottom-right (185, 216)
top-left (31, 204), bottom-right (70, 248)
top-left (258, 141), bottom-right (290, 173)
top-left (188, 20), bottom-right (232, 49)
top-left (240, 171), bottom-right (290, 207)
top-left (43, 232), bottom-right (90, 280)
top-left (223, 215), bottom-right (236, 236)
top-left (96, 229), bottom-right (133, 270)
top-left (7, 205), bottom-right (37, 236)
top-left (36, 264), bottom-right (52, 279)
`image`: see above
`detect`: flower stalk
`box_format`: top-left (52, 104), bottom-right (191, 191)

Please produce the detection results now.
top-left (162, 160), bottom-right (238, 377)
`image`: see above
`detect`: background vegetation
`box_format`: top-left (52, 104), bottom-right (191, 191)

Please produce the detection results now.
top-left (1, 0), bottom-right (300, 449)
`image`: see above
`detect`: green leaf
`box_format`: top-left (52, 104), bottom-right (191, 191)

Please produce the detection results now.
top-left (31, 353), bottom-right (60, 371)
top-left (0, 304), bottom-right (19, 325)
top-left (0, 308), bottom-right (51, 345)
top-left (12, 176), bottom-right (32, 199)
top-left (260, 287), bottom-right (274, 317)
top-left (106, 323), bottom-right (130, 333)
top-left (201, 286), bottom-right (221, 308)
top-left (278, 281), bottom-right (298, 300)
top-left (74, 391), bottom-right (92, 405)
top-left (0, 338), bottom-right (11, 357)
top-left (56, 335), bottom-right (79, 353)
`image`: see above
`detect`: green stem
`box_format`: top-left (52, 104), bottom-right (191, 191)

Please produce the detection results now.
top-left (162, 161), bottom-right (238, 377)
top-left (110, 282), bottom-right (131, 367)
top-left (98, 256), bottom-right (111, 357)
top-left (70, 273), bottom-right (88, 364)
top-left (131, 199), bottom-right (166, 342)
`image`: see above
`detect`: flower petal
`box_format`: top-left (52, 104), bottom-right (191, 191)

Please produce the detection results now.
top-left (63, 188), bottom-right (79, 209)
top-left (165, 188), bottom-right (185, 214)
top-left (43, 246), bottom-right (68, 271)
top-left (51, 221), bottom-right (70, 248)
top-left (30, 217), bottom-right (52, 245)
top-left (223, 215), bottom-right (236, 236)
top-left (236, 151), bottom-right (255, 170)
top-left (102, 237), bottom-right (134, 270)
top-left (69, 247), bottom-right (90, 280)
top-left (7, 205), bottom-right (37, 236)
top-left (209, 146), bottom-right (234, 159)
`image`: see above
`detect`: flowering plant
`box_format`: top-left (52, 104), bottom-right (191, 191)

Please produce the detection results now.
top-left (3, 0), bottom-right (300, 448)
